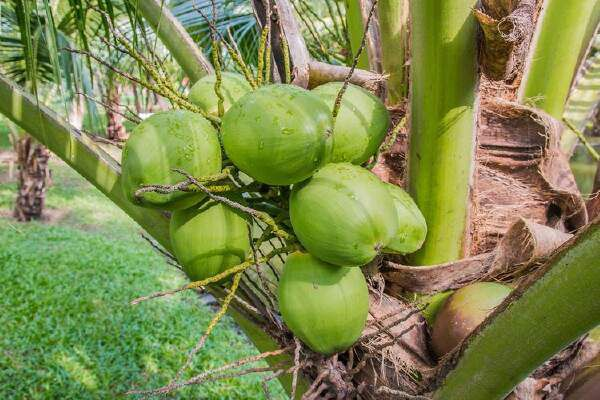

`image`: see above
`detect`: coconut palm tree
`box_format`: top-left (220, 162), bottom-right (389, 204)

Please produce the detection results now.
top-left (1, 0), bottom-right (599, 398)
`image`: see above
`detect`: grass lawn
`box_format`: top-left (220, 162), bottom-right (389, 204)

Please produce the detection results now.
top-left (0, 156), bottom-right (284, 399)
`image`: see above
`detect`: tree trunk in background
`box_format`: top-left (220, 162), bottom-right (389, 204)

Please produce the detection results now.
top-left (69, 95), bottom-right (85, 130)
top-left (105, 82), bottom-right (127, 141)
top-left (14, 135), bottom-right (51, 222)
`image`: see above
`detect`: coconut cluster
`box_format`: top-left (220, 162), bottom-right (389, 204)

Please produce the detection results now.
top-left (120, 73), bottom-right (428, 355)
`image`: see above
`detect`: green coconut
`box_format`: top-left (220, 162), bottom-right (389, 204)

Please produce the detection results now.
top-left (431, 282), bottom-right (512, 357)
top-left (189, 72), bottom-right (252, 116)
top-left (221, 84), bottom-right (333, 185)
top-left (383, 183), bottom-right (427, 255)
top-left (121, 110), bottom-right (221, 210)
top-left (278, 252), bottom-right (369, 355)
top-left (289, 163), bottom-right (398, 266)
top-left (312, 82), bottom-right (389, 164)
top-left (170, 199), bottom-right (250, 282)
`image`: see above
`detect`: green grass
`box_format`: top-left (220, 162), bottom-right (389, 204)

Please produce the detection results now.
top-left (0, 158), bottom-right (284, 399)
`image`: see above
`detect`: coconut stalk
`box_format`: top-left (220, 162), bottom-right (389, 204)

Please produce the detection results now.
top-left (518, 0), bottom-right (599, 119)
top-left (128, 0), bottom-right (213, 83)
top-left (253, 0), bottom-right (311, 88)
top-left (377, 0), bottom-right (408, 104)
top-left (407, 0), bottom-right (479, 265)
top-left (0, 72), bottom-right (307, 396)
top-left (433, 216), bottom-right (600, 400)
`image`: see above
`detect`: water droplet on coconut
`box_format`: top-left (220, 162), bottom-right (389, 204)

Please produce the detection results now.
top-left (259, 141), bottom-right (265, 150)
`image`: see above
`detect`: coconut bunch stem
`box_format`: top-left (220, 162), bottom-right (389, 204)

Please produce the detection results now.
top-left (191, 1), bottom-right (258, 89)
top-left (92, 6), bottom-right (221, 124)
top-left (256, 1), bottom-right (272, 86)
top-left (131, 243), bottom-right (297, 305)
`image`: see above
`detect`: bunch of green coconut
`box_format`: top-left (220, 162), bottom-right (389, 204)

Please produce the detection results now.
top-left (120, 72), bottom-right (510, 357)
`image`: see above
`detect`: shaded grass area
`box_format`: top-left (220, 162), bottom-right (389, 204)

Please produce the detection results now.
top-left (0, 158), bottom-right (284, 399)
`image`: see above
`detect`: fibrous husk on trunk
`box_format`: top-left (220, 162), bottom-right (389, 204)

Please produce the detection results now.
top-left (474, 0), bottom-right (537, 81)
top-left (355, 289), bottom-right (435, 398)
top-left (371, 106), bottom-right (408, 187)
top-left (470, 100), bottom-right (587, 255)
top-left (376, 99), bottom-right (587, 262)
top-left (13, 135), bottom-right (51, 222)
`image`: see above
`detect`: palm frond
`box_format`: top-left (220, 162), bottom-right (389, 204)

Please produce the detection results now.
top-left (170, 0), bottom-right (259, 69)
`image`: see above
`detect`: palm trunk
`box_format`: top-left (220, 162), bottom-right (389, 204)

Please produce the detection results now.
top-left (13, 134), bottom-right (51, 222)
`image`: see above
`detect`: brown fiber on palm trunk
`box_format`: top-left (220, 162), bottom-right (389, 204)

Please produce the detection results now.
top-left (474, 0), bottom-right (537, 81)
top-left (469, 100), bottom-right (588, 255)
top-left (375, 100), bottom-right (587, 259)
top-left (354, 291), bottom-right (434, 399)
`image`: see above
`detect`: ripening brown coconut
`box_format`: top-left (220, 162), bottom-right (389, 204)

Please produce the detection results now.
top-left (431, 282), bottom-right (511, 357)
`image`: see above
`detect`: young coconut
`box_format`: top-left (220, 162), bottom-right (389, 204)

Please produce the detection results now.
top-left (221, 84), bottom-right (333, 185)
top-left (431, 282), bottom-right (512, 357)
top-left (121, 110), bottom-right (221, 210)
top-left (383, 183), bottom-right (427, 255)
top-left (278, 252), bottom-right (369, 355)
top-left (189, 72), bottom-right (252, 116)
top-left (289, 163), bottom-right (398, 266)
top-left (312, 82), bottom-right (389, 164)
top-left (170, 199), bottom-right (250, 282)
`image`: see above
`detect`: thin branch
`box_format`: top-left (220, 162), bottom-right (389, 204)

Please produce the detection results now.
top-left (174, 169), bottom-right (294, 241)
top-left (192, 2), bottom-right (258, 89)
top-left (290, 337), bottom-right (302, 400)
top-left (128, 347), bottom-right (292, 396)
top-left (75, 91), bottom-right (141, 124)
top-left (380, 115), bottom-right (406, 153)
top-left (134, 169), bottom-right (233, 199)
top-left (173, 273), bottom-right (242, 382)
top-left (95, 8), bottom-right (193, 109)
top-left (140, 233), bottom-right (178, 264)
top-left (361, 306), bottom-right (425, 343)
top-left (332, 0), bottom-right (379, 119)
top-left (281, 32), bottom-right (292, 84)
top-left (130, 245), bottom-right (296, 305)
top-left (64, 47), bottom-right (218, 124)
top-left (375, 386), bottom-right (431, 399)
top-left (256, 1), bottom-right (271, 86)
top-left (207, 0), bottom-right (226, 117)
top-left (564, 118), bottom-right (600, 161)
top-left (88, 134), bottom-right (125, 149)
top-left (129, 365), bottom-right (283, 395)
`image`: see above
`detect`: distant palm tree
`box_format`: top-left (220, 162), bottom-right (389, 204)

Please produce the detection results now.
top-left (0, 0), bottom-right (97, 221)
